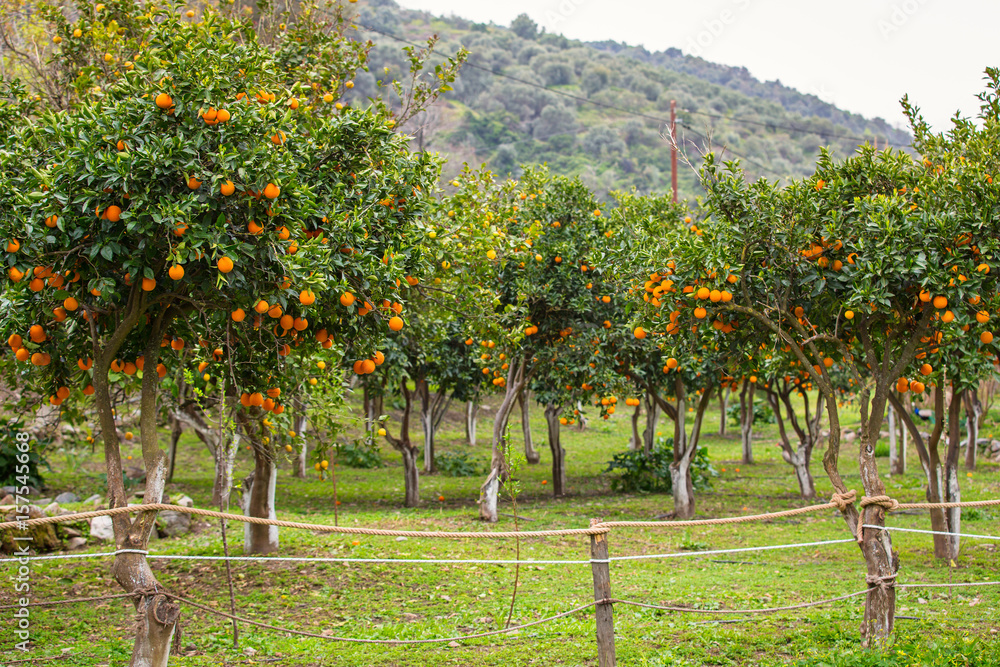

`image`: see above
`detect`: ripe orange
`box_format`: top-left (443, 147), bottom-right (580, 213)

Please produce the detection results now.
top-left (262, 183), bottom-right (280, 199)
top-left (53, 307), bottom-right (67, 322)
top-left (634, 326), bottom-right (646, 339)
top-left (250, 392), bottom-right (265, 407)
top-left (920, 363), bottom-right (932, 376)
top-left (7, 334), bottom-right (22, 349)
top-left (29, 324), bottom-right (45, 342)
top-left (910, 380), bottom-right (926, 394)
top-left (168, 264), bottom-right (184, 280)
top-left (15, 348), bottom-right (29, 362)
top-left (293, 317), bottom-right (308, 331)
top-left (217, 256), bottom-right (234, 273)
top-left (220, 180), bottom-right (236, 196)
top-left (388, 316), bottom-right (403, 331)
top-left (696, 287), bottom-right (710, 300)
top-left (217, 109), bottom-right (231, 122)
top-left (7, 238), bottom-right (20, 252)
top-left (105, 205), bottom-right (122, 222)
top-left (844, 310), bottom-right (854, 320)
top-left (932, 295), bottom-right (947, 309)
top-left (299, 290), bottom-right (316, 306)
top-left (982, 331), bottom-right (995, 345)
top-left (248, 220), bottom-right (263, 234)
top-left (157, 364), bottom-right (167, 378)
top-left (186, 176), bottom-right (202, 190)
top-left (254, 300), bottom-right (269, 314)
top-left (277, 226), bottom-right (290, 240)
top-left (171, 338), bottom-right (185, 350)
top-left (155, 92), bottom-right (173, 109)
top-left (666, 357), bottom-right (678, 369)
top-left (279, 314), bottom-right (293, 330)
top-left (83, 384), bottom-right (94, 395)
top-left (694, 307), bottom-right (707, 319)
top-left (288, 97), bottom-right (299, 110)
top-left (8, 266), bottom-right (24, 282)
top-left (141, 277), bottom-right (156, 291)
top-left (976, 310), bottom-right (990, 324)
top-left (29, 278), bottom-right (44, 292)
top-left (373, 350), bottom-right (385, 365)
top-left (361, 359), bottom-right (376, 374)
top-left (267, 304), bottom-right (282, 319)
top-left (340, 292), bottom-right (355, 307)
top-left (232, 308), bottom-right (246, 322)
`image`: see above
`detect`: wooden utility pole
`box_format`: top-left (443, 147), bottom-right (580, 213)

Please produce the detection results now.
top-left (590, 518), bottom-right (615, 666)
top-left (670, 100), bottom-right (678, 202)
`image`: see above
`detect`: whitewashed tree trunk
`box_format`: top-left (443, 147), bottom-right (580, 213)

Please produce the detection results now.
top-left (718, 386), bottom-right (728, 436)
top-left (465, 401), bottom-right (478, 446)
top-left (642, 390), bottom-right (659, 454)
top-left (480, 358), bottom-right (528, 522)
top-left (964, 389), bottom-right (981, 471)
top-left (242, 449), bottom-right (278, 555)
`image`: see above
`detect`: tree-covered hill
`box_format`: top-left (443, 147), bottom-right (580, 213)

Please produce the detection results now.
top-left (348, 1), bottom-right (912, 199)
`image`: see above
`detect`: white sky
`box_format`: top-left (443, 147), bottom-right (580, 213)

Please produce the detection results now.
top-left (398, 0), bottom-right (999, 131)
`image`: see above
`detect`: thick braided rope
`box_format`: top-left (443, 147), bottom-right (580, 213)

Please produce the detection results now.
top-left (0, 503), bottom-right (609, 539)
top-left (856, 495), bottom-right (900, 541)
top-left (5, 496), bottom-right (1000, 537)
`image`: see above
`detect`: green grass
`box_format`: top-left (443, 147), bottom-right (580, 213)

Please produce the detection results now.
top-left (14, 393), bottom-right (1000, 665)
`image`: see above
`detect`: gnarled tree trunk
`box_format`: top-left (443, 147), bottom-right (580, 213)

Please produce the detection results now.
top-left (629, 400), bottom-right (642, 451)
top-left (718, 385), bottom-right (728, 436)
top-left (765, 382), bottom-right (821, 499)
top-left (667, 377), bottom-right (713, 519)
top-left (642, 389), bottom-right (659, 454)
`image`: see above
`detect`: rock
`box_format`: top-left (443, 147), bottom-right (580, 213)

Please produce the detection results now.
top-left (84, 494), bottom-right (103, 505)
top-left (63, 527), bottom-right (82, 538)
top-left (124, 466), bottom-right (145, 481)
top-left (173, 494), bottom-right (194, 508)
top-left (33, 498), bottom-right (52, 507)
top-left (0, 504), bottom-right (61, 554)
top-left (157, 510), bottom-right (191, 538)
top-left (990, 441), bottom-right (1000, 453)
top-left (89, 516), bottom-right (115, 541)
top-left (66, 537), bottom-right (87, 550)
top-left (395, 536), bottom-right (408, 542)
top-left (54, 492), bottom-right (79, 504)
top-left (448, 641), bottom-right (460, 648)
top-left (402, 613), bottom-right (421, 622)
top-left (44, 503), bottom-right (61, 516)
top-left (0, 495), bottom-right (13, 505)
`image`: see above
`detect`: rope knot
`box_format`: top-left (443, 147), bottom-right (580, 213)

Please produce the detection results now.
top-left (865, 574), bottom-right (897, 594)
top-left (859, 495), bottom-right (899, 512)
top-left (829, 490), bottom-right (857, 512)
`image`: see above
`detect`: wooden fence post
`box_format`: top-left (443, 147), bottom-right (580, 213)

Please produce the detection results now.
top-left (590, 518), bottom-right (616, 667)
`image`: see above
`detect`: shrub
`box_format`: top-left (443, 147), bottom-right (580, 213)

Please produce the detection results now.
top-left (726, 400), bottom-right (775, 426)
top-left (435, 451), bottom-right (482, 477)
top-left (335, 440), bottom-right (382, 469)
top-left (605, 438), bottom-right (716, 493)
top-left (0, 422), bottom-right (48, 489)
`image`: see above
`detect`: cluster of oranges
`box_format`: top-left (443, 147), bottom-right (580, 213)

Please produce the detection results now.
top-left (239, 387), bottom-right (285, 413)
top-left (352, 350), bottom-right (385, 375)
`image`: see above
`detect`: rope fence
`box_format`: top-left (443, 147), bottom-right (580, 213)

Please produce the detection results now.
top-left (3, 491), bottom-right (999, 662)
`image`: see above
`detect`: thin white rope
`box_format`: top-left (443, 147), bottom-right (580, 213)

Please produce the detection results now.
top-left (607, 538), bottom-right (855, 561)
top-left (862, 525), bottom-right (1000, 541)
top-left (0, 548), bottom-right (149, 562)
top-left (0, 538), bottom-right (854, 565)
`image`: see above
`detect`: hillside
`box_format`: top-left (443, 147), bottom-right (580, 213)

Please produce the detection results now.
top-left (349, 1), bottom-right (912, 199)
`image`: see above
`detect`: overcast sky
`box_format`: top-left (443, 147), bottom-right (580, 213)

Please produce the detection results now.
top-left (398, 0), bottom-right (998, 131)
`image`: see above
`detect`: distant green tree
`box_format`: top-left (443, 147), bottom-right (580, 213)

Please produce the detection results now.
top-left (510, 13), bottom-right (539, 40)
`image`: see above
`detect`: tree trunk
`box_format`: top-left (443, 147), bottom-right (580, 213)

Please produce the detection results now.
top-left (292, 395), bottom-right (308, 478)
top-left (401, 444), bottom-right (420, 507)
top-left (165, 416), bottom-right (182, 483)
top-left (642, 390), bottom-right (659, 454)
top-left (964, 389), bottom-right (981, 471)
top-left (670, 454), bottom-right (695, 519)
top-left (544, 403), bottom-right (566, 496)
top-left (519, 389), bottom-right (541, 464)
top-left (790, 451), bottom-right (815, 498)
top-left (99, 306), bottom-right (178, 665)
top-left (213, 432), bottom-right (240, 508)
top-left (417, 379), bottom-right (436, 474)
top-left (242, 447), bottom-right (278, 555)
top-left (739, 380), bottom-right (755, 464)
top-left (629, 400), bottom-right (642, 451)
top-left (465, 401), bottom-right (478, 446)
top-left (480, 358), bottom-right (528, 522)
top-left (887, 403), bottom-right (898, 472)
top-left (718, 385), bottom-right (728, 436)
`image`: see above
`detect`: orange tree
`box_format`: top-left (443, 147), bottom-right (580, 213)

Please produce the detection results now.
top-left (0, 7), bottom-right (436, 663)
top-left (472, 166), bottom-right (613, 521)
top-left (697, 117), bottom-right (1000, 643)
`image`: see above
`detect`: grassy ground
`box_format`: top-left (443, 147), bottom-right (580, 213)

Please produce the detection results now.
top-left (7, 391), bottom-right (1000, 666)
